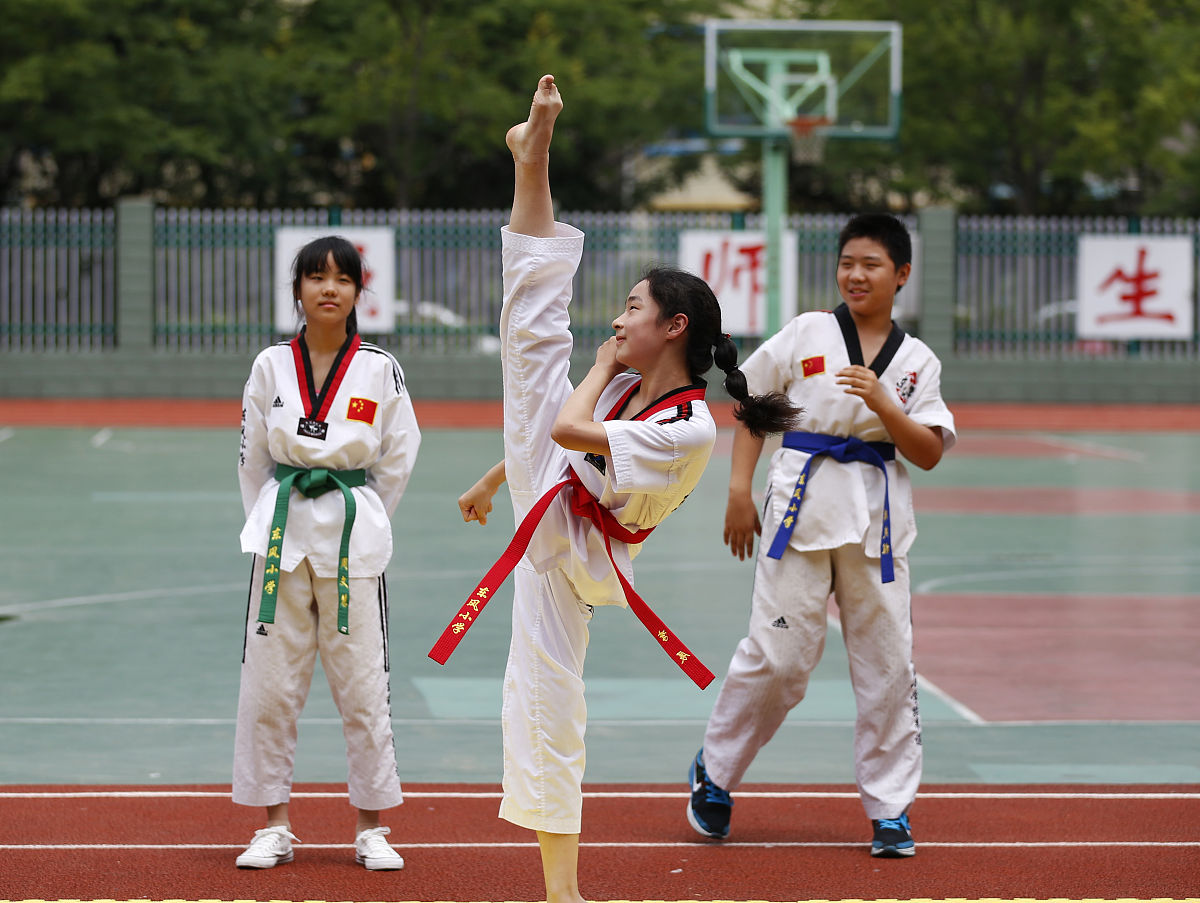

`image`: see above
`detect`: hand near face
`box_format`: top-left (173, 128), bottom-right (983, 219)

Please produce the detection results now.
top-left (593, 335), bottom-right (626, 378)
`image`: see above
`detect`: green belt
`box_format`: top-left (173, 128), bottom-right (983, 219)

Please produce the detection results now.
top-left (258, 463), bottom-right (367, 635)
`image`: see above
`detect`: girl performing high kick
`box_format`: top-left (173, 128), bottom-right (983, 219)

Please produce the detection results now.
top-left (429, 75), bottom-right (799, 903)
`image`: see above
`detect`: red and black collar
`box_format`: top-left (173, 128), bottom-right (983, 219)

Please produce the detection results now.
top-left (605, 381), bottom-right (707, 422)
top-left (290, 328), bottom-right (361, 422)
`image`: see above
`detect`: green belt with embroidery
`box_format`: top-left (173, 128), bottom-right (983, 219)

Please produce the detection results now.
top-left (258, 463), bottom-right (367, 635)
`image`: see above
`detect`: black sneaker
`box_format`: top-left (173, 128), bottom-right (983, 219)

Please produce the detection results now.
top-left (871, 813), bottom-right (916, 857)
top-left (687, 748), bottom-right (732, 839)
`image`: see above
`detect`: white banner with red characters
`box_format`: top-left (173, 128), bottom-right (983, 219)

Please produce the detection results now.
top-left (1076, 235), bottom-right (1194, 340)
top-left (274, 227), bottom-right (396, 334)
top-left (678, 230), bottom-right (798, 336)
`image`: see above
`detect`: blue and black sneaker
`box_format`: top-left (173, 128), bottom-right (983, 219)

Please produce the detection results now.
top-left (687, 749), bottom-right (732, 839)
top-left (870, 812), bottom-right (916, 857)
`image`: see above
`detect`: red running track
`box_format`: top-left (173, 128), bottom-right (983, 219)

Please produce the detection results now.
top-left (2, 398), bottom-right (1200, 431)
top-left (1, 783), bottom-right (1197, 901)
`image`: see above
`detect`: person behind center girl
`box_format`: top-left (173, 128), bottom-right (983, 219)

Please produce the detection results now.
top-left (450, 74), bottom-right (801, 903)
top-left (233, 235), bottom-right (421, 871)
top-left (685, 212), bottom-right (957, 859)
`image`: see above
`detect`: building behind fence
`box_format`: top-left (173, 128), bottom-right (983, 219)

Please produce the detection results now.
top-left (1, 199), bottom-right (1197, 402)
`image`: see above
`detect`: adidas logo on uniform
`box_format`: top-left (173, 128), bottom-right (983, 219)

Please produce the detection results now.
top-left (771, 616), bottom-right (789, 629)
top-left (256, 624), bottom-right (269, 636)
top-left (272, 396), bottom-right (284, 408)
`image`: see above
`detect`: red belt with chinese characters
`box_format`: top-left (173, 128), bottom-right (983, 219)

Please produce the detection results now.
top-left (428, 469), bottom-right (714, 689)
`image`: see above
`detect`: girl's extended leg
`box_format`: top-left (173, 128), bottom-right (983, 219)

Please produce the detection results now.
top-left (506, 74), bottom-right (561, 238)
top-left (499, 75), bottom-right (588, 903)
top-left (499, 73), bottom-right (579, 515)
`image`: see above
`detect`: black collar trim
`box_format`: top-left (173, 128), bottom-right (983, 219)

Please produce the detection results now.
top-left (833, 303), bottom-right (906, 377)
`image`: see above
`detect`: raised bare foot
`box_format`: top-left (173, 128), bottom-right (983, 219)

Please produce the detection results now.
top-left (506, 74), bottom-right (562, 163)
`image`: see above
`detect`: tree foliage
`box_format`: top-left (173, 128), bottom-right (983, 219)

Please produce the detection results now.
top-left (789, 0), bottom-right (1200, 214)
top-left (3, 0), bottom-right (1200, 214)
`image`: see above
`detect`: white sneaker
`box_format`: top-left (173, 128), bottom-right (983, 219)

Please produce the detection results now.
top-left (235, 825), bottom-right (299, 868)
top-left (354, 825), bottom-right (405, 870)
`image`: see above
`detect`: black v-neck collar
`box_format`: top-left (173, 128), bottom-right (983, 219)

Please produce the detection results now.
top-left (833, 303), bottom-right (906, 376)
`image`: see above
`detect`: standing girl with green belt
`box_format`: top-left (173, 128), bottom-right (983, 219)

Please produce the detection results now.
top-left (233, 235), bottom-right (421, 870)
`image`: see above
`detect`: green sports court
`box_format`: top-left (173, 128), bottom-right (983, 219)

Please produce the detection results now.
top-left (2, 407), bottom-right (1196, 788)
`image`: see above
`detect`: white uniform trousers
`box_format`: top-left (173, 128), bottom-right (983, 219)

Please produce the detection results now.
top-left (702, 543), bottom-right (921, 820)
top-left (497, 231), bottom-right (592, 834)
top-left (499, 564), bottom-right (591, 833)
top-left (233, 556), bottom-right (403, 812)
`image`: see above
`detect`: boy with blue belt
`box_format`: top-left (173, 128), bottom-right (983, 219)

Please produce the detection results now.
top-left (688, 213), bottom-right (956, 858)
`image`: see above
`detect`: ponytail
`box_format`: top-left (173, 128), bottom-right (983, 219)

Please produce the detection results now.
top-left (714, 333), bottom-right (802, 439)
top-left (641, 266), bottom-right (802, 439)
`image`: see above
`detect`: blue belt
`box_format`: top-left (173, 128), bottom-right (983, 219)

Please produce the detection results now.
top-left (765, 431), bottom-right (896, 583)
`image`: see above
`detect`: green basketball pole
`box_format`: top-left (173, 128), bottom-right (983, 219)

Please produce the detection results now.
top-left (762, 136), bottom-right (788, 337)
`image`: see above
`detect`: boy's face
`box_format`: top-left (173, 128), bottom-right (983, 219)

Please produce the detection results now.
top-left (837, 237), bottom-right (911, 320)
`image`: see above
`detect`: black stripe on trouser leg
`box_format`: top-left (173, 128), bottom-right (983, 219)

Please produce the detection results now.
top-left (377, 574), bottom-right (399, 783)
top-left (378, 575), bottom-right (390, 673)
top-left (242, 555), bottom-right (258, 664)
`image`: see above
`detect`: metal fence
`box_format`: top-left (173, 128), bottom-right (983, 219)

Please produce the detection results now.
top-left (956, 215), bottom-right (1200, 360)
top-left (0, 208), bottom-right (116, 352)
top-left (152, 208), bottom-right (865, 355)
top-left (4, 206), bottom-right (1199, 361)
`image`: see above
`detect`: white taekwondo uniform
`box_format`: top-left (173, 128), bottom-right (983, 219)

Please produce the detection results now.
top-left (498, 224), bottom-right (717, 833)
top-left (701, 306), bottom-right (955, 820)
top-left (234, 329), bottom-right (420, 811)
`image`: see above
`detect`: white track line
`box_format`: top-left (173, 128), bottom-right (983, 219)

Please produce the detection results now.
top-left (2, 789), bottom-right (1196, 800)
top-left (1, 715), bottom-right (1193, 728)
top-left (915, 562), bottom-right (1200, 593)
top-left (0, 840), bottom-right (1196, 851)
top-left (918, 672), bottom-right (987, 724)
top-left (0, 583), bottom-right (245, 616)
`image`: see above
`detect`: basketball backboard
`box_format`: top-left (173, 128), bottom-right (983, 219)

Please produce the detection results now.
top-left (704, 19), bottom-right (902, 142)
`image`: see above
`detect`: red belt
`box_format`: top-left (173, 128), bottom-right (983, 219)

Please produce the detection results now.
top-left (428, 471), bottom-right (714, 689)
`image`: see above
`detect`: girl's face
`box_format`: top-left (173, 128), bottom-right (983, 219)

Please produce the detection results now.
top-left (298, 252), bottom-right (360, 330)
top-left (612, 279), bottom-right (684, 370)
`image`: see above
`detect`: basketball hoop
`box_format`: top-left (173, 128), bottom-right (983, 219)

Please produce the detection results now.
top-left (787, 115), bottom-right (831, 165)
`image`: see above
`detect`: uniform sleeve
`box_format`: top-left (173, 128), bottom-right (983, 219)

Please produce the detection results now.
top-left (905, 352), bottom-right (957, 452)
top-left (603, 416), bottom-right (714, 495)
top-left (366, 355), bottom-right (421, 517)
top-left (739, 316), bottom-right (802, 397)
top-left (238, 352), bottom-right (275, 518)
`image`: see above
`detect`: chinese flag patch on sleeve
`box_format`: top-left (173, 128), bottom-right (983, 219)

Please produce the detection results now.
top-left (347, 397), bottom-right (378, 425)
top-left (801, 355), bottom-right (826, 378)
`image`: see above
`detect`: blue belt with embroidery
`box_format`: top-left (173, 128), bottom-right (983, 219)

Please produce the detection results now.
top-left (765, 431), bottom-right (896, 583)
top-left (257, 463), bottom-right (367, 635)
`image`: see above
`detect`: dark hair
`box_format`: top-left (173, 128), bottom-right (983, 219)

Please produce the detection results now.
top-left (837, 213), bottom-right (912, 293)
top-left (642, 266), bottom-right (802, 439)
top-left (291, 235), bottom-right (364, 333)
